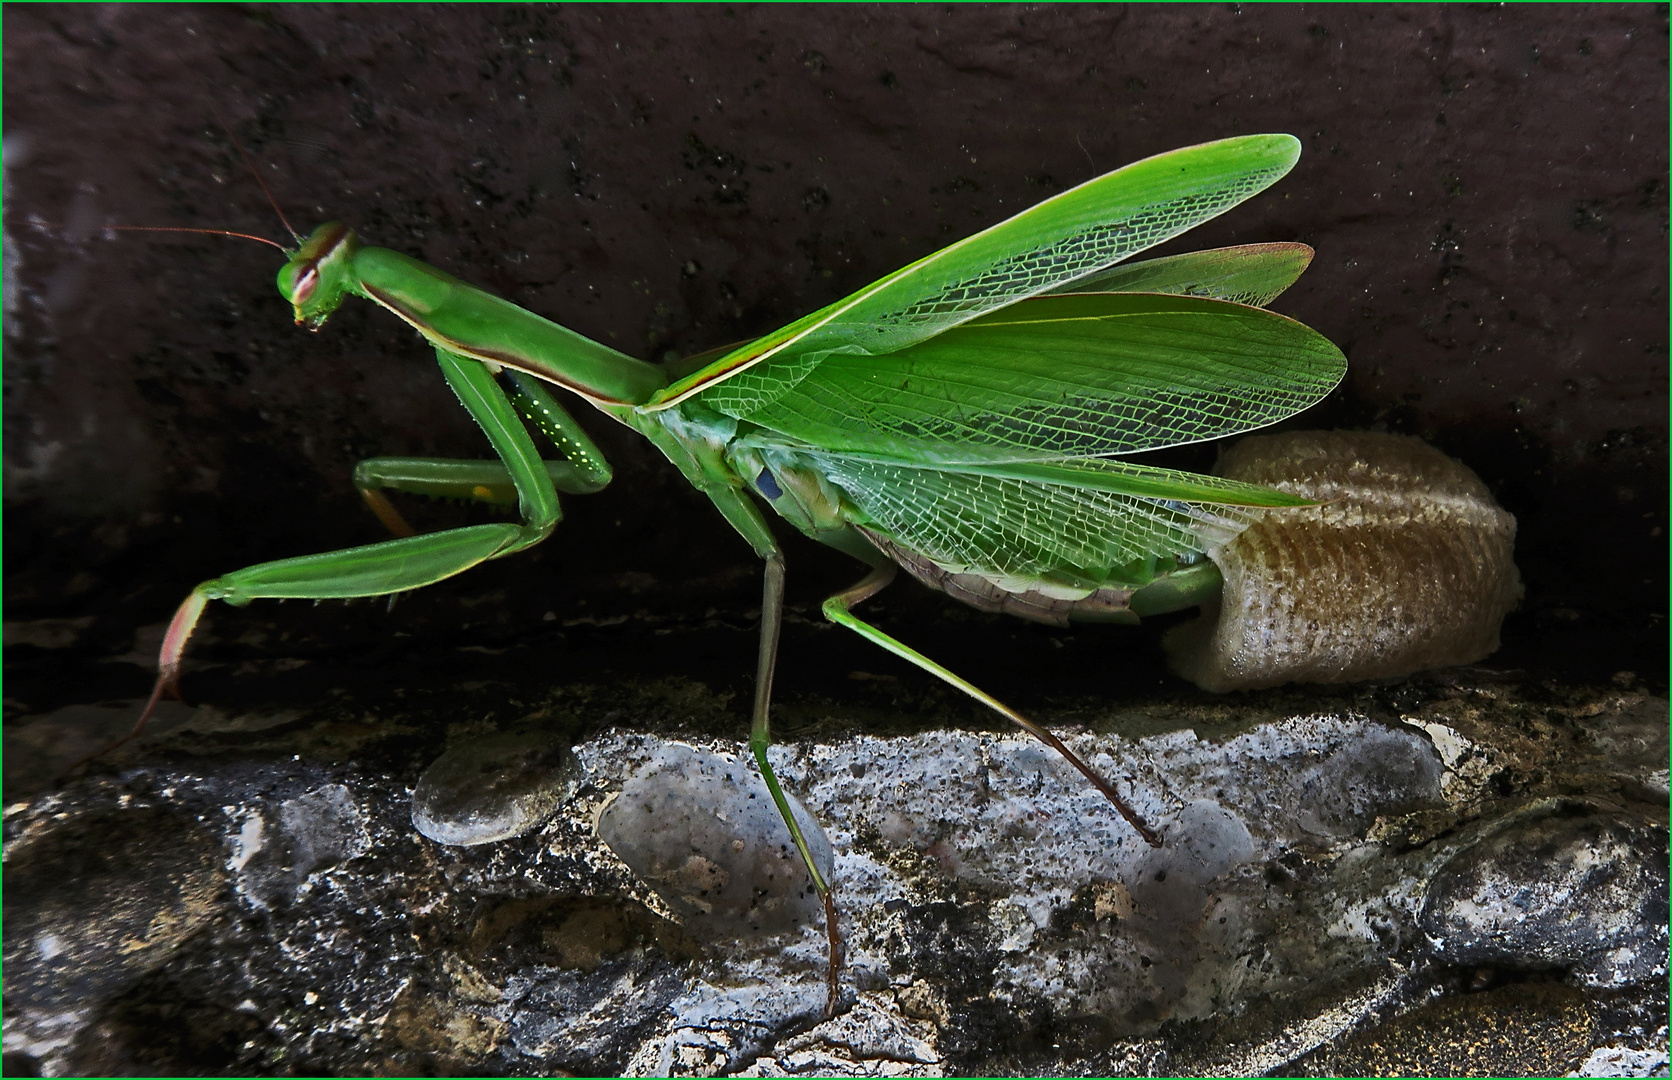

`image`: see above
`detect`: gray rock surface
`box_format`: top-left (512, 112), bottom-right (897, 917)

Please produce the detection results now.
top-left (1421, 804), bottom-right (1669, 988)
top-left (2, 804), bottom-right (225, 1066)
top-left (3, 670), bottom-right (1665, 1077)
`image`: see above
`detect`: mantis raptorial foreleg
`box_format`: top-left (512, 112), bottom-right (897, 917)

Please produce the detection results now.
top-left (822, 567), bottom-right (1164, 848)
top-left (355, 370), bottom-right (612, 537)
top-left (109, 353), bottom-right (602, 757)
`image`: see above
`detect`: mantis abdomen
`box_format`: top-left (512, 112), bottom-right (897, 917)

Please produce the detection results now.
top-left (858, 527), bottom-right (1223, 627)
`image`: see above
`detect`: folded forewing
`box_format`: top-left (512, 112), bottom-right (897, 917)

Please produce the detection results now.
top-left (654, 134), bottom-right (1302, 411)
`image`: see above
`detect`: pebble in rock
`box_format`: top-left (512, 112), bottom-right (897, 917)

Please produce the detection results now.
top-left (1118, 800), bottom-right (1256, 1012)
top-left (1420, 804), bottom-right (1670, 987)
top-left (596, 744), bottom-right (835, 938)
top-left (411, 727), bottom-right (579, 846)
top-left (238, 783), bottom-right (372, 909)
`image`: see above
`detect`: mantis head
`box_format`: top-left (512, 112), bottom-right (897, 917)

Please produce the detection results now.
top-left (278, 222), bottom-right (360, 328)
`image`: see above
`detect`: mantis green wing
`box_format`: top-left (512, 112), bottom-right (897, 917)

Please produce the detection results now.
top-left (724, 292), bottom-right (1347, 465)
top-left (650, 133), bottom-right (1302, 411)
top-left (1046, 242), bottom-right (1314, 306)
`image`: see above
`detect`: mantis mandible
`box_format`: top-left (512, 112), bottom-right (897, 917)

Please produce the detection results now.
top-left (123, 133), bottom-right (1346, 1008)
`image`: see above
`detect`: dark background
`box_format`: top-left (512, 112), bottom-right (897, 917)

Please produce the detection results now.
top-left (5, 4), bottom-right (1667, 728)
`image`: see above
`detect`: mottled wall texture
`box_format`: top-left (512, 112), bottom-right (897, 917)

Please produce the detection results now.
top-left (5, 5), bottom-right (1667, 682)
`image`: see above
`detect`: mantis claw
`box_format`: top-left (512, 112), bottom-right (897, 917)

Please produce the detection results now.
top-left (75, 588), bottom-right (212, 770)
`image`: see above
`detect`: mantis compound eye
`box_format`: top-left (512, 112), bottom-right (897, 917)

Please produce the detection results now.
top-left (291, 264), bottom-right (320, 307)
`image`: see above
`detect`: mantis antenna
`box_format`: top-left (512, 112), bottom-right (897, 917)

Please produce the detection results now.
top-left (101, 224), bottom-right (289, 251)
top-left (211, 101), bottom-right (301, 243)
top-left (91, 108), bottom-right (301, 253)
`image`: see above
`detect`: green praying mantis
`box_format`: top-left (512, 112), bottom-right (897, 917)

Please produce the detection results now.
top-left (122, 132), bottom-right (1345, 1006)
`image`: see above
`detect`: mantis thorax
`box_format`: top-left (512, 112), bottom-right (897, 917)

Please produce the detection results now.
top-left (279, 222), bottom-right (360, 328)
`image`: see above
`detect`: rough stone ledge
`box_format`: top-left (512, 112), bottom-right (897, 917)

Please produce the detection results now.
top-left (3, 673), bottom-right (1666, 1077)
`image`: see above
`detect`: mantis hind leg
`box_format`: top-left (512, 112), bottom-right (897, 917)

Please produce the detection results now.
top-left (822, 564), bottom-right (1163, 848)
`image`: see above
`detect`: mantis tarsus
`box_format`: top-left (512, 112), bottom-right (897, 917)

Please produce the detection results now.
top-left (121, 133), bottom-right (1346, 1010)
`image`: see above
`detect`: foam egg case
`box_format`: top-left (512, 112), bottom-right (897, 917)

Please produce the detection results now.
top-left (1166, 430), bottom-right (1523, 692)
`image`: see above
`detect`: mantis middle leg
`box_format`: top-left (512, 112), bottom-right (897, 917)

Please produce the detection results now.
top-left (689, 483), bottom-right (847, 1014)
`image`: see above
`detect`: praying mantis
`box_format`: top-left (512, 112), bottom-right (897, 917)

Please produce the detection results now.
top-left (124, 133), bottom-right (1345, 1007)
